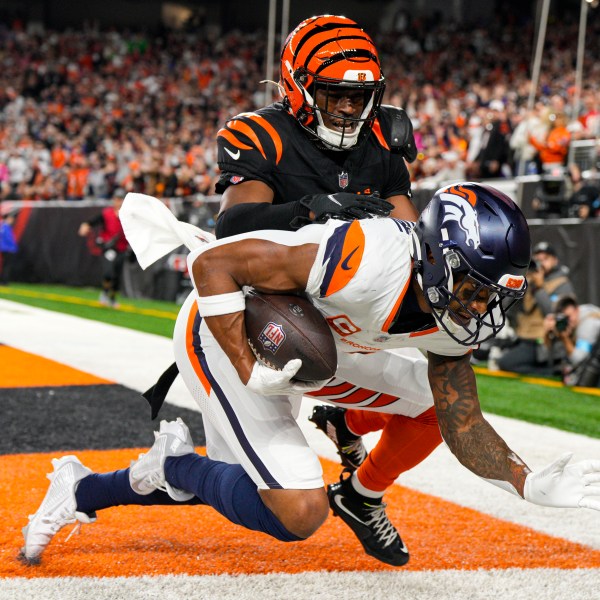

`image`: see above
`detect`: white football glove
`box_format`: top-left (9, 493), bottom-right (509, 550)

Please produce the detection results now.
top-left (246, 359), bottom-right (328, 396)
top-left (524, 453), bottom-right (600, 510)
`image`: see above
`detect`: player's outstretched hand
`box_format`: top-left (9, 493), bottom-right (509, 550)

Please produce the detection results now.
top-left (524, 453), bottom-right (600, 510)
top-left (292, 193), bottom-right (394, 228)
top-left (246, 359), bottom-right (328, 396)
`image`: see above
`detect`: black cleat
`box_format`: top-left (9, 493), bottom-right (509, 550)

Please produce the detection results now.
top-left (309, 405), bottom-right (367, 471)
top-left (327, 472), bottom-right (409, 567)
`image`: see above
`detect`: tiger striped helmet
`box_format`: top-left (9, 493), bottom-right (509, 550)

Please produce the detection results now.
top-left (279, 15), bottom-right (385, 150)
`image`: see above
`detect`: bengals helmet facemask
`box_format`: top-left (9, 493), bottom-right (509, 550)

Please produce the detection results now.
top-left (279, 15), bottom-right (386, 151)
top-left (410, 182), bottom-right (531, 346)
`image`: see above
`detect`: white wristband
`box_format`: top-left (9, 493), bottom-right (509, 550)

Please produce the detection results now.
top-left (196, 291), bottom-right (245, 317)
top-left (480, 476), bottom-right (521, 498)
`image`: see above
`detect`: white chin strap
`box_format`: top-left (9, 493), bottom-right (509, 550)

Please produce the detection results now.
top-left (313, 95), bottom-right (375, 151)
top-left (316, 121), bottom-right (361, 150)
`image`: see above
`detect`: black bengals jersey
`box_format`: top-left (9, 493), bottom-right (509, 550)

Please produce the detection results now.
top-left (216, 103), bottom-right (411, 204)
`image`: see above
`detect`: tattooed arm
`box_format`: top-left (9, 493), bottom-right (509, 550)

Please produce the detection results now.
top-left (428, 351), bottom-right (600, 510)
top-left (428, 351), bottom-right (531, 497)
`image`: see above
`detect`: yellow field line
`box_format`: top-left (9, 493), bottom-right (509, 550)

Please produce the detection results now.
top-left (473, 365), bottom-right (599, 397)
top-left (571, 385), bottom-right (600, 397)
top-left (472, 367), bottom-right (519, 379)
top-left (0, 287), bottom-right (177, 320)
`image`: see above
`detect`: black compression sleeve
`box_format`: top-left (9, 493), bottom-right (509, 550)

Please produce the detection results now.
top-left (215, 202), bottom-right (310, 239)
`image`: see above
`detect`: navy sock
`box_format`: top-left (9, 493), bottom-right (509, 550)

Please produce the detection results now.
top-left (75, 469), bottom-right (204, 513)
top-left (165, 454), bottom-right (302, 542)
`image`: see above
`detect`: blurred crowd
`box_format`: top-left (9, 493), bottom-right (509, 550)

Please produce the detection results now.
top-left (0, 11), bottom-right (599, 203)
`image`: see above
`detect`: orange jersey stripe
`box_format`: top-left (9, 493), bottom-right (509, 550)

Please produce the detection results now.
top-left (366, 392), bottom-right (405, 408)
top-left (371, 119), bottom-right (390, 150)
top-left (308, 381), bottom-right (355, 397)
top-left (241, 114), bottom-right (283, 165)
top-left (329, 387), bottom-right (380, 404)
top-left (217, 128), bottom-right (253, 150)
top-left (228, 119), bottom-right (267, 160)
top-left (185, 302), bottom-right (211, 395)
top-left (382, 265), bottom-right (413, 333)
top-left (324, 220), bottom-right (365, 297)
top-left (320, 387), bottom-right (404, 409)
top-left (409, 326), bottom-right (440, 338)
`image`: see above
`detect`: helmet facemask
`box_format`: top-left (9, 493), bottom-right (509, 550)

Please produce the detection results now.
top-left (296, 73), bottom-right (385, 151)
top-left (421, 246), bottom-right (526, 346)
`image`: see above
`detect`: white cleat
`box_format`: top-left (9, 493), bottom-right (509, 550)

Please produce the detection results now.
top-left (19, 455), bottom-right (96, 565)
top-left (129, 417), bottom-right (195, 501)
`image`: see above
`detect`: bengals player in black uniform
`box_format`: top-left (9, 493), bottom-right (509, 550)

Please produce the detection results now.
top-left (213, 15), bottom-right (442, 567)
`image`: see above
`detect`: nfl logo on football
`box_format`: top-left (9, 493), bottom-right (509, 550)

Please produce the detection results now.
top-left (338, 171), bottom-right (349, 189)
top-left (258, 322), bottom-right (286, 354)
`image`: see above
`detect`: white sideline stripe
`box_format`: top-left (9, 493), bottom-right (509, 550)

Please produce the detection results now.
top-left (2, 299), bottom-right (599, 550)
top-left (0, 570), bottom-right (599, 600)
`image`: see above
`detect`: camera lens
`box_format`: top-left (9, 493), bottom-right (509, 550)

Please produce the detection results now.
top-left (555, 313), bottom-right (569, 332)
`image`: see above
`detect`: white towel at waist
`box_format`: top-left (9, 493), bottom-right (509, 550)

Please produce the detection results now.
top-left (119, 192), bottom-right (215, 269)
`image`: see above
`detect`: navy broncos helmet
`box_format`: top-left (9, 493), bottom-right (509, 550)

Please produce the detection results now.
top-left (411, 182), bottom-right (531, 346)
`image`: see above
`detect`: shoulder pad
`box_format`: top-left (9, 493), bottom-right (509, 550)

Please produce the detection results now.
top-left (378, 105), bottom-right (417, 163)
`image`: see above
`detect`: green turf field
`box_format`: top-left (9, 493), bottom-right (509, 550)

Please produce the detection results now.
top-left (0, 283), bottom-right (178, 337)
top-left (2, 283), bottom-right (599, 438)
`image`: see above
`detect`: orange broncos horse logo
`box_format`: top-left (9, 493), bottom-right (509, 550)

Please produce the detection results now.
top-left (440, 185), bottom-right (480, 249)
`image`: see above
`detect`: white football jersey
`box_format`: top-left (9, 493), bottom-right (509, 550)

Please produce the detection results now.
top-left (186, 217), bottom-right (480, 359)
top-left (305, 218), bottom-right (474, 358)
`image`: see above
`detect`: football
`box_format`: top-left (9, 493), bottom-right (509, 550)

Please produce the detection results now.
top-left (244, 290), bottom-right (337, 382)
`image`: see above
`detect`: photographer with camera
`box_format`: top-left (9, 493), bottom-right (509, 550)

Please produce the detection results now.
top-left (544, 295), bottom-right (600, 387)
top-left (497, 241), bottom-right (575, 375)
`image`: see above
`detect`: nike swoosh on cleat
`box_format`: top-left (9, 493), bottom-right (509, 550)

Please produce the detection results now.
top-left (224, 147), bottom-right (241, 160)
top-left (332, 494), bottom-right (409, 555)
top-left (341, 246), bottom-right (359, 271)
top-left (332, 494), bottom-right (371, 527)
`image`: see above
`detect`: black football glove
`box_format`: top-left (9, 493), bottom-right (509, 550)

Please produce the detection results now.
top-left (290, 192), bottom-right (394, 229)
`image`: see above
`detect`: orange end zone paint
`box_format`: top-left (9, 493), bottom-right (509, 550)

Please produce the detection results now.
top-left (0, 346), bottom-right (112, 388)
top-left (2, 450), bottom-right (599, 578)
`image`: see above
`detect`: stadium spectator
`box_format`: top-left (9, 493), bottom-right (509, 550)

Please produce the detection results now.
top-left (567, 167), bottom-right (600, 219)
top-left (6, 149), bottom-right (29, 199)
top-left (0, 158), bottom-right (10, 198)
top-left (497, 242), bottom-right (576, 375)
top-left (0, 212), bottom-right (18, 285)
top-left (528, 112), bottom-right (572, 175)
top-left (509, 102), bottom-right (549, 175)
top-left (66, 154), bottom-right (90, 201)
top-left (576, 89), bottom-right (600, 139)
top-left (466, 100), bottom-right (512, 179)
top-left (420, 150), bottom-right (466, 186)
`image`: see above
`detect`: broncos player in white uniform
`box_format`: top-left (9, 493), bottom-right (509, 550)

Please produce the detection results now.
top-left (20, 183), bottom-right (600, 566)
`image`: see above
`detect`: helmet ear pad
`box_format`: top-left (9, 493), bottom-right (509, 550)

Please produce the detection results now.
top-left (291, 69), bottom-right (316, 127)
